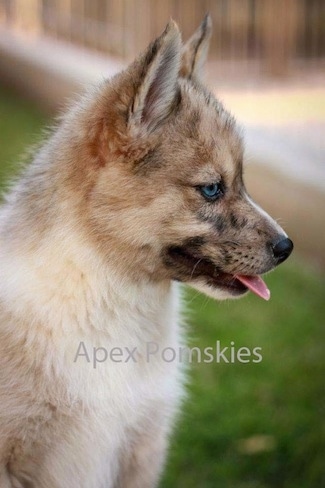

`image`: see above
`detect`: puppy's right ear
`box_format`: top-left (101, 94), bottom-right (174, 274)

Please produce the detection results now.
top-left (128, 21), bottom-right (181, 134)
top-left (180, 14), bottom-right (212, 80)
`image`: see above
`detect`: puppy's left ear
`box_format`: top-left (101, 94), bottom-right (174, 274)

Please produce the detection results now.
top-left (129, 20), bottom-right (181, 133)
top-left (180, 13), bottom-right (212, 80)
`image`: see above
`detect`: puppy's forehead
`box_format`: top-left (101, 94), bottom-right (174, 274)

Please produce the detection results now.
top-left (178, 82), bottom-right (244, 180)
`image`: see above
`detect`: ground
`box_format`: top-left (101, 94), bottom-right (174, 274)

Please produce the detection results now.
top-left (0, 86), bottom-right (324, 488)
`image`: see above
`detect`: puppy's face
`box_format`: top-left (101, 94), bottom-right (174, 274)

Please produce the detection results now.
top-left (83, 19), bottom-right (293, 300)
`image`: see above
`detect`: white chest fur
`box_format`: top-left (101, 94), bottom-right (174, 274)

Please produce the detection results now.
top-left (0, 227), bottom-right (184, 416)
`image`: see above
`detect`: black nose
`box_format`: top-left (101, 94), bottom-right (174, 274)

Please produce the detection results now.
top-left (272, 237), bottom-right (294, 264)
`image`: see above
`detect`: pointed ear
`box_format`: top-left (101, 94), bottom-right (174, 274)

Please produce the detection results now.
top-left (128, 21), bottom-right (181, 133)
top-left (180, 14), bottom-right (212, 80)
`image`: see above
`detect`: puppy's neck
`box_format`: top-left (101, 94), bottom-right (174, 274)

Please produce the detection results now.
top-left (0, 220), bottom-right (173, 336)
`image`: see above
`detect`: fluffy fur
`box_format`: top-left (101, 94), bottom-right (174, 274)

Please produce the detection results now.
top-left (0, 17), bottom-right (291, 488)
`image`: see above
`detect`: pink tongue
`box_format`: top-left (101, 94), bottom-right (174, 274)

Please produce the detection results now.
top-left (235, 275), bottom-right (270, 301)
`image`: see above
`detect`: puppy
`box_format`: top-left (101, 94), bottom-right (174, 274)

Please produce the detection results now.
top-left (0, 16), bottom-right (293, 488)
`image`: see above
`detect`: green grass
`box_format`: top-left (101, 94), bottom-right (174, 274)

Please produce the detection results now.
top-left (0, 87), bottom-right (47, 189)
top-left (162, 266), bottom-right (325, 488)
top-left (1, 87), bottom-right (324, 488)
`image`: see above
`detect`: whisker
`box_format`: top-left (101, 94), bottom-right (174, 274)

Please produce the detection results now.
top-left (190, 258), bottom-right (203, 280)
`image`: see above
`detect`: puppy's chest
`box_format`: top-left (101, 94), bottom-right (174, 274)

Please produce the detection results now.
top-left (60, 303), bottom-right (182, 418)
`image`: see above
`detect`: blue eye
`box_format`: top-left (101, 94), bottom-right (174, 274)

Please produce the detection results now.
top-left (199, 182), bottom-right (224, 201)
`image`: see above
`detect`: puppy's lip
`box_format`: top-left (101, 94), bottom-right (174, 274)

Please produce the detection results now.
top-left (165, 245), bottom-right (270, 300)
top-left (210, 272), bottom-right (248, 296)
top-left (164, 246), bottom-right (242, 294)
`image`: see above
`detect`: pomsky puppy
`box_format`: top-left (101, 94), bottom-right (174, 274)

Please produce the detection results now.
top-left (0, 15), bottom-right (293, 488)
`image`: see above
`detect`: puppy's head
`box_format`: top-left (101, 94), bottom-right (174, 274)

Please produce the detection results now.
top-left (79, 17), bottom-right (293, 300)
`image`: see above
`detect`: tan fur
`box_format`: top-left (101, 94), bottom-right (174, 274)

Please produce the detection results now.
top-left (0, 17), bottom-right (291, 488)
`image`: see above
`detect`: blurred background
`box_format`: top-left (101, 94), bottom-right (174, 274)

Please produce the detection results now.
top-left (0, 1), bottom-right (324, 487)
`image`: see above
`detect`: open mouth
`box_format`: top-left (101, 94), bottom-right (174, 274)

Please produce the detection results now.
top-left (166, 246), bottom-right (270, 300)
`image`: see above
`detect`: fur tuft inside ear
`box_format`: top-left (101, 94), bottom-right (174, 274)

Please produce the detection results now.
top-left (180, 13), bottom-right (212, 80)
top-left (129, 21), bottom-right (181, 133)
